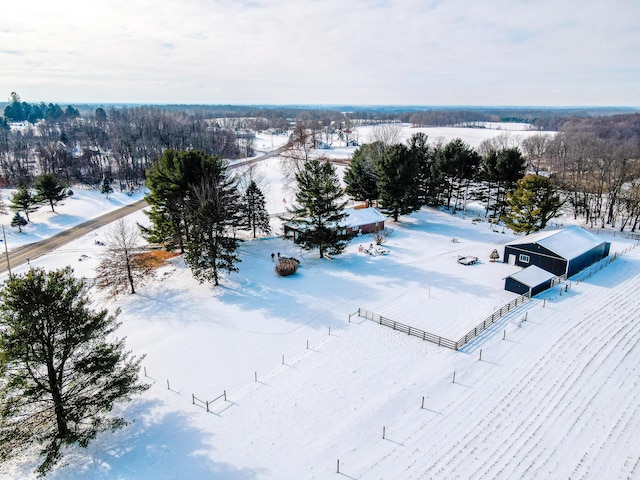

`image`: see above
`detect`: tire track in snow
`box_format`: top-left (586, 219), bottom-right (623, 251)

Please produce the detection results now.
top-left (506, 292), bottom-right (640, 478)
top-left (423, 293), bottom-right (630, 478)
top-left (469, 276), bottom-right (640, 479)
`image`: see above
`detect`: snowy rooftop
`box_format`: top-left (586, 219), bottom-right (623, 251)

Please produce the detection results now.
top-left (344, 207), bottom-right (385, 228)
top-left (506, 225), bottom-right (607, 260)
top-left (509, 265), bottom-right (557, 287)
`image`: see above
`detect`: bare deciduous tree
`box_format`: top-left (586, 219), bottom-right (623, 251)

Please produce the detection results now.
top-left (521, 133), bottom-right (552, 174)
top-left (96, 219), bottom-right (151, 296)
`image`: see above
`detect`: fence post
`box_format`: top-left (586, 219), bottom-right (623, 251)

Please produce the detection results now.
top-left (452, 371), bottom-right (456, 383)
top-left (337, 459), bottom-right (340, 474)
top-left (255, 371), bottom-right (257, 382)
top-left (192, 393), bottom-right (195, 405)
top-left (479, 349), bottom-right (482, 361)
top-left (144, 366), bottom-right (147, 377)
top-left (383, 426), bottom-right (386, 439)
top-left (206, 400), bottom-right (209, 413)
top-left (421, 396), bottom-right (425, 409)
top-left (503, 330), bottom-right (506, 340)
top-left (167, 379), bottom-right (170, 390)
top-left (224, 390), bottom-right (227, 401)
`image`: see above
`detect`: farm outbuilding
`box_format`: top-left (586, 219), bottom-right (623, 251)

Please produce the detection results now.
top-left (503, 226), bottom-right (610, 278)
top-left (505, 265), bottom-right (557, 296)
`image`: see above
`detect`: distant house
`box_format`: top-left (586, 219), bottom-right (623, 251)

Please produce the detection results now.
top-left (343, 207), bottom-right (385, 236)
top-left (505, 265), bottom-right (556, 296)
top-left (283, 207), bottom-right (385, 240)
top-left (503, 226), bottom-right (610, 278)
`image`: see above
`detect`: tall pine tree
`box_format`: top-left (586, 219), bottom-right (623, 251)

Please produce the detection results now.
top-left (376, 143), bottom-right (421, 221)
top-left (144, 150), bottom-right (219, 252)
top-left (241, 180), bottom-right (271, 238)
top-left (502, 175), bottom-right (564, 234)
top-left (9, 185), bottom-right (38, 222)
top-left (288, 159), bottom-right (349, 258)
top-left (0, 267), bottom-right (148, 476)
top-left (343, 142), bottom-right (382, 205)
top-left (184, 158), bottom-right (243, 285)
top-left (34, 173), bottom-right (69, 213)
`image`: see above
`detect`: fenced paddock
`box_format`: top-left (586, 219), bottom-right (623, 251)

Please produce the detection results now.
top-left (355, 292), bottom-right (531, 351)
top-left (355, 242), bottom-right (636, 352)
top-left (354, 308), bottom-right (458, 350)
top-left (455, 292), bottom-right (530, 349)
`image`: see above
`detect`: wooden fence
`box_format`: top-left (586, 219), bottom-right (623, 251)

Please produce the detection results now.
top-left (355, 291), bottom-right (532, 351)
top-left (355, 308), bottom-right (458, 350)
top-left (455, 292), bottom-right (530, 349)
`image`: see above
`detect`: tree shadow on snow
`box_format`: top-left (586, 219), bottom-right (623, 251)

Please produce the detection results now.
top-left (43, 399), bottom-right (263, 480)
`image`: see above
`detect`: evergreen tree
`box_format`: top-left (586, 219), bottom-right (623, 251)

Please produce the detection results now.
top-left (143, 150), bottom-right (214, 252)
top-left (288, 159), bottom-right (349, 258)
top-left (9, 212), bottom-right (27, 232)
top-left (0, 267), bottom-right (148, 475)
top-left (184, 160), bottom-right (242, 285)
top-left (343, 142), bottom-right (382, 205)
top-left (241, 180), bottom-right (271, 238)
top-left (376, 143), bottom-right (421, 221)
top-left (502, 175), bottom-right (564, 234)
top-left (436, 138), bottom-right (481, 212)
top-left (10, 185), bottom-right (38, 221)
top-left (408, 132), bottom-right (443, 207)
top-left (99, 174), bottom-right (114, 198)
top-left (34, 173), bottom-right (68, 212)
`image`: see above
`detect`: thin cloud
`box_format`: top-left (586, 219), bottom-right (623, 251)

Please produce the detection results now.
top-left (0, 0), bottom-right (638, 105)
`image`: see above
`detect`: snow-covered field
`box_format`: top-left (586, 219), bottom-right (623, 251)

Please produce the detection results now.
top-left (2, 123), bottom-right (639, 480)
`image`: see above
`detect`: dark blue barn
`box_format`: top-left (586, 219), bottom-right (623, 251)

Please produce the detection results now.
top-left (503, 226), bottom-right (610, 278)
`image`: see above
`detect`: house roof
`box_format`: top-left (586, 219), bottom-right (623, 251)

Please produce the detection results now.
top-left (509, 265), bottom-right (556, 287)
top-left (506, 226), bottom-right (606, 260)
top-left (344, 207), bottom-right (386, 228)
top-left (283, 207), bottom-right (385, 231)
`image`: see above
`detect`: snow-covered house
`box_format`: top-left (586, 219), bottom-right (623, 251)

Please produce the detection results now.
top-left (343, 207), bottom-right (385, 236)
top-left (283, 207), bottom-right (385, 240)
top-left (503, 226), bottom-right (610, 278)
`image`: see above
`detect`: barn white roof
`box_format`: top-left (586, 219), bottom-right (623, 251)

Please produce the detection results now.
top-left (506, 226), bottom-right (606, 260)
top-left (509, 265), bottom-right (556, 287)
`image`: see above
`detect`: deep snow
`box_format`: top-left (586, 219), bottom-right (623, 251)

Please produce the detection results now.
top-left (1, 124), bottom-right (639, 480)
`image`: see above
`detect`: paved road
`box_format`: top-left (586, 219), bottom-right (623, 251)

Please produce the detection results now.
top-left (0, 145), bottom-right (297, 275)
top-left (0, 199), bottom-right (148, 275)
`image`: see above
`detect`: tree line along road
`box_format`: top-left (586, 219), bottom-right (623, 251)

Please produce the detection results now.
top-left (0, 144), bottom-right (297, 275)
top-left (0, 199), bottom-right (148, 275)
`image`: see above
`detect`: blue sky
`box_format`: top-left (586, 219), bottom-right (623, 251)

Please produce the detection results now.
top-left (1, 0), bottom-right (638, 106)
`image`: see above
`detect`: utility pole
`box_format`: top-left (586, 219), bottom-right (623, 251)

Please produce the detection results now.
top-left (2, 224), bottom-right (11, 276)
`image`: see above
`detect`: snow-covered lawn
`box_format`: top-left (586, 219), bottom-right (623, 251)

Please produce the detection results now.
top-left (2, 198), bottom-right (638, 479)
top-left (3, 123), bottom-right (639, 480)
